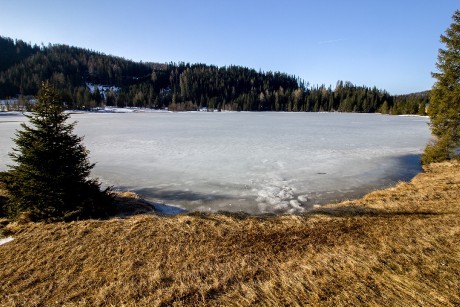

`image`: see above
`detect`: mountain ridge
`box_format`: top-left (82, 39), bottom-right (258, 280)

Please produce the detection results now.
top-left (0, 36), bottom-right (429, 114)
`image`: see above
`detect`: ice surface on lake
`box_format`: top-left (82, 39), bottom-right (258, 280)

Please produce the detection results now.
top-left (0, 112), bottom-right (431, 214)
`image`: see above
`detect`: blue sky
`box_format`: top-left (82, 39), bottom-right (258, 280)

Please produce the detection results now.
top-left (0, 1), bottom-right (458, 94)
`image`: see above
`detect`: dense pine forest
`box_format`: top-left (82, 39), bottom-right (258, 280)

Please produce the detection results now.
top-left (0, 36), bottom-right (428, 114)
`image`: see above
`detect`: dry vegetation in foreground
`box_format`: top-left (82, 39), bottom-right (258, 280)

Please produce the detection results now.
top-left (0, 161), bottom-right (459, 306)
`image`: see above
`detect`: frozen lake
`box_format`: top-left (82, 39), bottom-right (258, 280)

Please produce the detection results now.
top-left (0, 112), bottom-right (431, 214)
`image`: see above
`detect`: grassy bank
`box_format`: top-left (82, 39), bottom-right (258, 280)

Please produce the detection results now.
top-left (0, 161), bottom-right (459, 306)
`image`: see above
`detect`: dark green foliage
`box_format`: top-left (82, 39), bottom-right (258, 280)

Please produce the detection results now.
top-left (1, 81), bottom-right (114, 221)
top-left (390, 92), bottom-right (429, 115)
top-left (0, 36), bottom-right (427, 114)
top-left (0, 36), bottom-right (157, 100)
top-left (0, 37), bottom-right (40, 73)
top-left (0, 181), bottom-right (6, 218)
top-left (421, 137), bottom-right (452, 165)
top-left (422, 10), bottom-right (460, 164)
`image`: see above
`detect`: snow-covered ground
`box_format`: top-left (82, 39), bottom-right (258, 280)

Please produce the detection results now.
top-left (0, 111), bottom-right (24, 116)
top-left (0, 112), bottom-right (431, 214)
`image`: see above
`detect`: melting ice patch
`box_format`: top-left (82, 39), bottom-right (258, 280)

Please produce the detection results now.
top-left (253, 175), bottom-right (306, 213)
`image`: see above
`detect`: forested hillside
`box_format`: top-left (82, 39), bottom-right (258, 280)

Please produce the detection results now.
top-left (0, 36), bottom-right (428, 114)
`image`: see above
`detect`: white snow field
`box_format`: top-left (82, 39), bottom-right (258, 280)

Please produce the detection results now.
top-left (0, 112), bottom-right (431, 214)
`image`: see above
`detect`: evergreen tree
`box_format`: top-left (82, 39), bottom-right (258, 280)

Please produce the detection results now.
top-left (422, 10), bottom-right (460, 164)
top-left (0, 81), bottom-right (114, 220)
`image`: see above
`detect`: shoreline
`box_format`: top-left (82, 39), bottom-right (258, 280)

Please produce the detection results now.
top-left (0, 108), bottom-right (430, 116)
top-left (114, 154), bottom-right (425, 216)
top-left (111, 155), bottom-right (424, 217)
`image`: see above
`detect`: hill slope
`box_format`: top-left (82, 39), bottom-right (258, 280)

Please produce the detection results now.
top-left (0, 36), bottom-right (428, 114)
top-left (0, 161), bottom-right (459, 305)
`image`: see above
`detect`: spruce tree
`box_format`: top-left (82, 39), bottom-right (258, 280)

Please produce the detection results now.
top-left (422, 10), bottom-right (460, 164)
top-left (1, 81), bottom-right (114, 221)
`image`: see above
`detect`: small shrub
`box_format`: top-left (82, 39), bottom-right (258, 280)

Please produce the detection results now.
top-left (421, 137), bottom-right (451, 165)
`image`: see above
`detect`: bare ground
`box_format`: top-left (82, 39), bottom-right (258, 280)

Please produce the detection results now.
top-left (0, 161), bottom-right (459, 306)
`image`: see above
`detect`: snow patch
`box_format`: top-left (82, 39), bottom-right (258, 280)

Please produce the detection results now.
top-left (86, 83), bottom-right (120, 97)
top-left (0, 111), bottom-right (24, 116)
top-left (297, 195), bottom-right (309, 202)
top-left (0, 237), bottom-right (14, 246)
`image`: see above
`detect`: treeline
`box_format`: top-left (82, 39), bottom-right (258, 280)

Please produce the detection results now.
top-left (0, 36), bottom-right (159, 99)
top-left (0, 36), bottom-right (428, 114)
top-left (0, 37), bottom-right (40, 73)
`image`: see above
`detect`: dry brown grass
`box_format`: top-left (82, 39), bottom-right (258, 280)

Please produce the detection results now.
top-left (0, 161), bottom-right (459, 306)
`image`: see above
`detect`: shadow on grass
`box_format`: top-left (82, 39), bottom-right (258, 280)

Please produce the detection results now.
top-left (307, 207), bottom-right (442, 219)
top-left (182, 208), bottom-right (444, 223)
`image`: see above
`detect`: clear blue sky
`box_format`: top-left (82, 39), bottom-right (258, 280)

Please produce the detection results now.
top-left (0, 1), bottom-right (458, 94)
